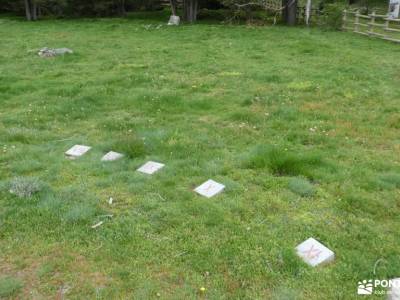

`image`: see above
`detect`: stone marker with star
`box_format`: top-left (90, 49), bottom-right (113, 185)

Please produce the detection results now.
top-left (194, 179), bottom-right (225, 198)
top-left (296, 237), bottom-right (334, 267)
top-left (137, 161), bottom-right (165, 175)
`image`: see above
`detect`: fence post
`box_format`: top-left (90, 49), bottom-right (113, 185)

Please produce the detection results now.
top-left (343, 9), bottom-right (347, 30)
top-left (369, 10), bottom-right (375, 36)
top-left (385, 17), bottom-right (390, 38)
top-left (355, 9), bottom-right (360, 32)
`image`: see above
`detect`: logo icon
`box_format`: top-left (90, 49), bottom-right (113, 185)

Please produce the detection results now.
top-left (358, 280), bottom-right (374, 295)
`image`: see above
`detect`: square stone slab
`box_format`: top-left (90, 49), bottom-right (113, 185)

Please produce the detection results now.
top-left (137, 161), bottom-right (165, 175)
top-left (168, 15), bottom-right (180, 25)
top-left (388, 278), bottom-right (400, 299)
top-left (296, 237), bottom-right (334, 267)
top-left (101, 151), bottom-right (123, 162)
top-left (194, 179), bottom-right (225, 198)
top-left (65, 145), bottom-right (91, 159)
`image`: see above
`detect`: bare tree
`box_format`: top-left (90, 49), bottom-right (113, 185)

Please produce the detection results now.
top-left (305, 0), bottom-right (311, 25)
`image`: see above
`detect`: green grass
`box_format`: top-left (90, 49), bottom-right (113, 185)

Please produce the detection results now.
top-left (242, 145), bottom-right (327, 179)
top-left (1, 12), bottom-right (400, 299)
top-left (0, 276), bottom-right (23, 298)
top-left (288, 177), bottom-right (316, 197)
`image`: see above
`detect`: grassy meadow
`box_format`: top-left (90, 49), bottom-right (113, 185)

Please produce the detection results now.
top-left (0, 12), bottom-right (400, 299)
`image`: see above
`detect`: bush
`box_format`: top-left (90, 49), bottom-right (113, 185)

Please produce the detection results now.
top-left (288, 177), bottom-right (315, 197)
top-left (0, 0), bottom-right (136, 17)
top-left (9, 177), bottom-right (43, 198)
top-left (319, 2), bottom-right (346, 30)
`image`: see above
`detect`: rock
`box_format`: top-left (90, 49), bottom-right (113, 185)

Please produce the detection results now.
top-left (194, 179), bottom-right (225, 198)
top-left (38, 47), bottom-right (73, 58)
top-left (137, 161), bottom-right (165, 175)
top-left (168, 15), bottom-right (180, 26)
top-left (296, 238), bottom-right (334, 267)
top-left (38, 48), bottom-right (56, 57)
top-left (101, 151), bottom-right (123, 162)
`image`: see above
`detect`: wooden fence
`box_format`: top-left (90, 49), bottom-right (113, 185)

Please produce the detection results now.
top-left (343, 9), bottom-right (400, 43)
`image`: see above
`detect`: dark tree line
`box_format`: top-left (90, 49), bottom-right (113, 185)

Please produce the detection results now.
top-left (0, 0), bottom-right (138, 18)
top-left (0, 0), bottom-right (198, 22)
top-left (0, 0), bottom-right (363, 25)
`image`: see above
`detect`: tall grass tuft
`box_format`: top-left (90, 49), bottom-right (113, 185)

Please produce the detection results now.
top-left (0, 276), bottom-right (23, 298)
top-left (63, 203), bottom-right (97, 223)
top-left (288, 177), bottom-right (315, 197)
top-left (111, 134), bottom-right (147, 158)
top-left (9, 177), bottom-right (43, 198)
top-left (377, 172), bottom-right (400, 190)
top-left (243, 145), bottom-right (325, 179)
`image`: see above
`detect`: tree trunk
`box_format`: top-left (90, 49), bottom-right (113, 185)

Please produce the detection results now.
top-left (305, 0), bottom-right (311, 25)
top-left (117, 0), bottom-right (126, 17)
top-left (184, 0), bottom-right (198, 23)
top-left (170, 0), bottom-right (177, 16)
top-left (24, 0), bottom-right (38, 21)
top-left (24, 0), bottom-right (32, 21)
top-left (31, 1), bottom-right (37, 20)
top-left (282, 0), bottom-right (297, 25)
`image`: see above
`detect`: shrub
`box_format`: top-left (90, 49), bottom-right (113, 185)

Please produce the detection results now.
top-left (319, 2), bottom-right (346, 30)
top-left (9, 177), bottom-right (43, 198)
top-left (288, 177), bottom-right (315, 197)
top-left (0, 276), bottom-right (23, 298)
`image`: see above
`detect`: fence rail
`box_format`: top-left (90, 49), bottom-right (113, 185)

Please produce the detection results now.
top-left (343, 9), bottom-right (400, 43)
